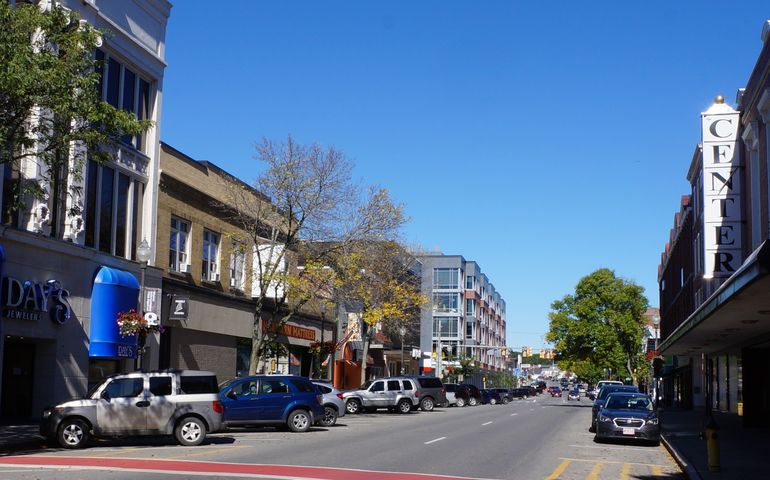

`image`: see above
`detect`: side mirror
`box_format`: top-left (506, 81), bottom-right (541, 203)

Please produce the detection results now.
top-left (101, 390), bottom-right (111, 401)
top-left (226, 390), bottom-right (237, 400)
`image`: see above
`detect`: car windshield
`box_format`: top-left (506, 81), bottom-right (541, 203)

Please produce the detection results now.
top-left (360, 381), bottom-right (373, 390)
top-left (606, 395), bottom-right (653, 411)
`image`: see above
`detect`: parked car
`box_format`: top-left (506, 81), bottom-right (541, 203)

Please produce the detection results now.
top-left (567, 388), bottom-right (581, 401)
top-left (408, 376), bottom-right (447, 411)
top-left (595, 392), bottom-right (660, 445)
top-left (442, 382), bottom-right (459, 406)
top-left (480, 389), bottom-right (503, 405)
top-left (550, 386), bottom-right (562, 397)
top-left (219, 375), bottom-right (324, 432)
top-left (490, 388), bottom-right (513, 404)
top-left (40, 369), bottom-right (223, 449)
top-left (343, 377), bottom-right (419, 414)
top-left (458, 384), bottom-right (483, 406)
top-left (531, 381), bottom-right (547, 393)
top-left (312, 381), bottom-right (346, 427)
top-left (591, 385), bottom-right (639, 431)
top-left (508, 387), bottom-right (531, 399)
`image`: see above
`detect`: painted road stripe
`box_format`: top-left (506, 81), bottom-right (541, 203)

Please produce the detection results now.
top-left (568, 444), bottom-right (655, 451)
top-left (167, 446), bottom-right (248, 459)
top-left (424, 437), bottom-right (446, 445)
top-left (545, 460), bottom-right (570, 480)
top-left (558, 458), bottom-right (668, 468)
top-left (620, 463), bottom-right (631, 480)
top-left (651, 465), bottom-right (663, 476)
top-left (510, 413), bottom-right (518, 416)
top-left (0, 456), bottom-right (495, 480)
top-left (587, 462), bottom-right (603, 480)
top-left (482, 421), bottom-right (493, 426)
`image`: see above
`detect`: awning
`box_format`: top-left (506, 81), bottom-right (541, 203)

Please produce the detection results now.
top-left (89, 266), bottom-right (139, 359)
top-left (660, 240), bottom-right (770, 355)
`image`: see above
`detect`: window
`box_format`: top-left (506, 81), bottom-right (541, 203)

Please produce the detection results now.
top-left (433, 316), bottom-right (460, 338)
top-left (387, 380), bottom-right (401, 391)
top-left (180, 375), bottom-right (218, 394)
top-left (433, 292), bottom-right (460, 314)
top-left (230, 243), bottom-right (246, 289)
top-left (202, 230), bottom-right (220, 281)
top-left (466, 298), bottom-right (475, 316)
top-left (370, 381), bottom-right (384, 392)
top-left (261, 379), bottom-right (289, 394)
top-left (104, 378), bottom-right (143, 398)
top-left (290, 379), bottom-right (316, 393)
top-left (169, 217), bottom-right (190, 272)
top-left (402, 380), bottom-right (413, 390)
top-left (149, 376), bottom-right (172, 396)
top-left (433, 268), bottom-right (459, 289)
top-left (466, 321), bottom-right (474, 339)
top-left (231, 380), bottom-right (258, 396)
top-left (316, 384), bottom-right (332, 394)
top-left (466, 275), bottom-right (475, 290)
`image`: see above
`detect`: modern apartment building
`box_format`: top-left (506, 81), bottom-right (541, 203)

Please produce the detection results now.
top-left (0, 0), bottom-right (171, 419)
top-left (658, 20), bottom-right (770, 428)
top-left (416, 254), bottom-right (507, 382)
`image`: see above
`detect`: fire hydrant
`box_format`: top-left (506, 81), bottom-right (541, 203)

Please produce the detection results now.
top-left (704, 418), bottom-right (720, 473)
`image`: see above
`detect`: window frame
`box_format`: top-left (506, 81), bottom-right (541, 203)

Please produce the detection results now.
top-left (169, 216), bottom-right (191, 272)
top-left (202, 229), bottom-right (221, 282)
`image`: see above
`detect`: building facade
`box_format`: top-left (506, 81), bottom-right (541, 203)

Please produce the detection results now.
top-left (658, 20), bottom-right (770, 428)
top-left (0, 0), bottom-right (171, 419)
top-left (416, 254), bottom-right (507, 384)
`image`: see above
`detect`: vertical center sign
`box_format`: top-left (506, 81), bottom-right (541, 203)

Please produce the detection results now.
top-left (701, 99), bottom-right (742, 278)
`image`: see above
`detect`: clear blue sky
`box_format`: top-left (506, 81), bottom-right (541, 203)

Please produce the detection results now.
top-left (161, 1), bottom-right (770, 351)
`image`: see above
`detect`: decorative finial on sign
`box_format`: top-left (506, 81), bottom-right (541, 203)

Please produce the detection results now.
top-left (715, 95), bottom-right (725, 104)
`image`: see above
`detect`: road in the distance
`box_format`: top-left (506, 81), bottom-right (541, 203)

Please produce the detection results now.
top-left (0, 393), bottom-right (683, 480)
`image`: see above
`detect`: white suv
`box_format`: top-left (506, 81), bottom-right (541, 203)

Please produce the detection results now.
top-left (343, 377), bottom-right (419, 414)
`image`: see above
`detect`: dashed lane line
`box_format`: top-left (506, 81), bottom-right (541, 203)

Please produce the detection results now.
top-left (510, 413), bottom-right (518, 416)
top-left (481, 421), bottom-right (493, 426)
top-left (424, 437), bottom-right (446, 445)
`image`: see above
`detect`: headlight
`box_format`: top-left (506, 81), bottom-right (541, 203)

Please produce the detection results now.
top-left (598, 414), bottom-right (611, 423)
top-left (646, 417), bottom-right (659, 425)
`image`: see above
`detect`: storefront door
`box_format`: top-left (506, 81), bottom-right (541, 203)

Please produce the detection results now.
top-left (1, 340), bottom-right (36, 418)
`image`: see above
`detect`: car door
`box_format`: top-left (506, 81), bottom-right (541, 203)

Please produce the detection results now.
top-left (386, 379), bottom-right (402, 406)
top-left (257, 377), bottom-right (293, 421)
top-left (96, 376), bottom-right (146, 433)
top-left (366, 380), bottom-right (387, 407)
top-left (145, 374), bottom-right (176, 432)
top-left (221, 379), bottom-right (260, 423)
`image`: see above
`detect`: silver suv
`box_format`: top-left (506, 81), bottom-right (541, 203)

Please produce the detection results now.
top-left (40, 370), bottom-right (223, 449)
top-left (343, 377), bottom-right (419, 414)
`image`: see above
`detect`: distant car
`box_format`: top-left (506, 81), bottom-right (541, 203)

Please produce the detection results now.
top-left (550, 386), bottom-right (562, 397)
top-left (408, 376), bottom-right (447, 411)
top-left (480, 389), bottom-right (503, 405)
top-left (591, 385), bottom-right (640, 431)
top-left (443, 382), bottom-right (459, 406)
top-left (220, 375), bottom-right (325, 432)
top-left (312, 381), bottom-right (346, 427)
top-left (578, 384), bottom-right (587, 395)
top-left (343, 377), bottom-right (419, 414)
top-left (567, 388), bottom-right (581, 401)
top-left (457, 384), bottom-right (483, 406)
top-left (490, 388), bottom-right (513, 404)
top-left (595, 392), bottom-right (660, 446)
top-left (531, 381), bottom-right (547, 393)
top-left (40, 370), bottom-right (223, 449)
top-left (560, 379), bottom-right (569, 390)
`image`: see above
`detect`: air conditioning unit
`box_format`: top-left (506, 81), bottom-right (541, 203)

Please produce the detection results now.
top-left (179, 264), bottom-right (191, 273)
top-left (212, 273), bottom-right (220, 282)
top-left (230, 277), bottom-right (239, 288)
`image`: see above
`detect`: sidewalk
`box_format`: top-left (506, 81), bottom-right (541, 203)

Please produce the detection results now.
top-left (0, 422), bottom-right (45, 453)
top-left (660, 408), bottom-right (769, 480)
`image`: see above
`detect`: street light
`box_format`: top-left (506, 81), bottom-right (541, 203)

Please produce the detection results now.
top-left (136, 239), bottom-right (151, 370)
top-left (399, 326), bottom-right (406, 374)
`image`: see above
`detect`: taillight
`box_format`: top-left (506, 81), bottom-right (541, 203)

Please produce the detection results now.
top-left (336, 393), bottom-right (344, 400)
top-left (316, 395), bottom-right (323, 405)
top-left (442, 387), bottom-right (446, 395)
top-left (212, 400), bottom-right (224, 414)
top-left (415, 390), bottom-right (420, 398)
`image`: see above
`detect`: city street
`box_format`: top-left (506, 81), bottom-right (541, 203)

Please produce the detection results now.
top-left (0, 394), bottom-right (683, 480)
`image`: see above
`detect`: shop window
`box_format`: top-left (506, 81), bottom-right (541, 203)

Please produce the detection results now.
top-left (169, 217), bottom-right (190, 272)
top-left (202, 230), bottom-right (220, 282)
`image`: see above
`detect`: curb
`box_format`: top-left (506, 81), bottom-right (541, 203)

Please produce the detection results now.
top-left (661, 434), bottom-right (701, 480)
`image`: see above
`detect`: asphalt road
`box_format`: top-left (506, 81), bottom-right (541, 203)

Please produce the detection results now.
top-left (0, 392), bottom-right (684, 479)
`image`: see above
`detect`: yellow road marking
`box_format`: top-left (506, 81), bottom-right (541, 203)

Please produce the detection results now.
top-left (167, 445), bottom-right (248, 459)
top-left (587, 462), bottom-right (603, 480)
top-left (545, 459), bottom-right (571, 480)
top-left (651, 465), bottom-right (663, 477)
top-left (620, 463), bottom-right (631, 480)
top-left (558, 457), bottom-right (668, 468)
top-left (86, 447), bottom-right (148, 457)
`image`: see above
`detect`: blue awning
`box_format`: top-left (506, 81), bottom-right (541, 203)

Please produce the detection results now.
top-left (89, 266), bottom-right (139, 359)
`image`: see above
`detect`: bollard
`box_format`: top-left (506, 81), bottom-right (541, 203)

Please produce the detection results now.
top-left (704, 418), bottom-right (720, 473)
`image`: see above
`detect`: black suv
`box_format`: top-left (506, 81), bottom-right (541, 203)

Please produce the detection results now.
top-left (409, 376), bottom-right (447, 411)
top-left (490, 388), bottom-right (513, 404)
top-left (458, 383), bottom-right (483, 406)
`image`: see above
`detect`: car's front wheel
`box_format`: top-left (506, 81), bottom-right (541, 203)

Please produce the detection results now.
top-left (420, 397), bottom-right (435, 412)
top-left (456, 397), bottom-right (466, 407)
top-left (468, 397), bottom-right (479, 406)
top-left (57, 418), bottom-right (90, 449)
top-left (287, 410), bottom-right (311, 432)
top-left (346, 398), bottom-right (361, 414)
top-left (175, 416), bottom-right (206, 446)
top-left (320, 406), bottom-right (338, 427)
top-left (397, 399), bottom-right (412, 414)
top-left (489, 398), bottom-right (497, 405)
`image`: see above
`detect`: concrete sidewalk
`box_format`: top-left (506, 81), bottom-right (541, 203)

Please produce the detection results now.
top-left (660, 408), bottom-right (769, 480)
top-left (0, 422), bottom-right (45, 453)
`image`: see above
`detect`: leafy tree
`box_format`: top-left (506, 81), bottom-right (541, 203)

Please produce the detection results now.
top-left (223, 136), bottom-right (408, 375)
top-left (546, 268), bottom-right (649, 385)
top-left (0, 2), bottom-right (150, 210)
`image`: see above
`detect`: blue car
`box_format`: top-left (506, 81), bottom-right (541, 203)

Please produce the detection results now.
top-left (480, 389), bottom-right (503, 405)
top-left (219, 375), bottom-right (325, 432)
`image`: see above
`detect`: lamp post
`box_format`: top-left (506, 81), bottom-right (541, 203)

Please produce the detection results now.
top-left (652, 315), bottom-right (660, 403)
top-left (399, 326), bottom-right (406, 375)
top-left (136, 239), bottom-right (152, 370)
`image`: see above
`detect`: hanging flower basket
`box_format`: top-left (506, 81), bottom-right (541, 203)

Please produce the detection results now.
top-left (308, 341), bottom-right (336, 357)
top-left (116, 309), bottom-right (162, 337)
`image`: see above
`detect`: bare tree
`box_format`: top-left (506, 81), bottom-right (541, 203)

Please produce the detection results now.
top-left (223, 135), bottom-right (407, 375)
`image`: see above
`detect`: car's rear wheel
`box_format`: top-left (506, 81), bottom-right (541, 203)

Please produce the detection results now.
top-left (320, 406), bottom-right (338, 427)
top-left (420, 397), bottom-right (435, 412)
top-left (468, 397), bottom-right (479, 406)
top-left (502, 397), bottom-right (510, 404)
top-left (346, 398), bottom-right (361, 414)
top-left (397, 399), bottom-right (412, 414)
top-left (57, 418), bottom-right (90, 449)
top-left (175, 416), bottom-right (206, 446)
top-left (489, 398), bottom-right (497, 405)
top-left (287, 409), bottom-right (311, 432)
top-left (456, 397), bottom-right (466, 407)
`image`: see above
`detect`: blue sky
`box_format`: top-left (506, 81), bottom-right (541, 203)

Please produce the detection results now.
top-left (161, 1), bottom-right (770, 350)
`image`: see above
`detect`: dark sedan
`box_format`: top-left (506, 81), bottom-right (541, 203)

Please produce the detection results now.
top-left (590, 384), bottom-right (639, 431)
top-left (480, 389), bottom-right (503, 405)
top-left (595, 392), bottom-right (660, 445)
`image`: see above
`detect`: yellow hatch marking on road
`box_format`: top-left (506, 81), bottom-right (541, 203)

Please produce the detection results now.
top-left (558, 458), bottom-right (668, 468)
top-left (167, 445), bottom-right (248, 459)
top-left (620, 463), bottom-right (631, 480)
top-left (545, 459), bottom-right (570, 480)
top-left (587, 462), bottom-right (603, 480)
top-left (86, 447), bottom-right (149, 457)
top-left (651, 465), bottom-right (663, 476)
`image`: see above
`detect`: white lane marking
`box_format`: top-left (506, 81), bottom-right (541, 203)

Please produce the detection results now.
top-left (482, 421), bottom-right (493, 426)
top-left (510, 413), bottom-right (518, 416)
top-left (424, 436), bottom-right (446, 445)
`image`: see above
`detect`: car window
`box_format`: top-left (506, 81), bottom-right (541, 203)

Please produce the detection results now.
top-left (445, 384), bottom-right (455, 392)
top-left (402, 380), bottom-right (414, 390)
top-left (149, 376), bottom-right (172, 396)
top-left (231, 380), bottom-right (259, 396)
top-left (104, 377), bottom-right (143, 398)
top-left (419, 378), bottom-right (442, 388)
top-left (370, 381), bottom-right (384, 392)
top-left (261, 379), bottom-right (290, 394)
top-left (316, 384), bottom-right (332, 394)
top-left (291, 378), bottom-right (316, 393)
top-left (180, 375), bottom-right (218, 394)
top-left (387, 380), bottom-right (401, 391)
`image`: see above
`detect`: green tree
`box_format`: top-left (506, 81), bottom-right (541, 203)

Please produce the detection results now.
top-left (546, 268), bottom-right (649, 385)
top-left (0, 2), bottom-right (150, 208)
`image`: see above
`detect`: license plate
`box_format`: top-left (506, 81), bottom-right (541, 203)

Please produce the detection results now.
top-left (622, 427), bottom-right (635, 435)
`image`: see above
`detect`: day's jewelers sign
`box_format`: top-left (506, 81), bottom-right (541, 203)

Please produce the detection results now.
top-left (701, 99), bottom-right (742, 278)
